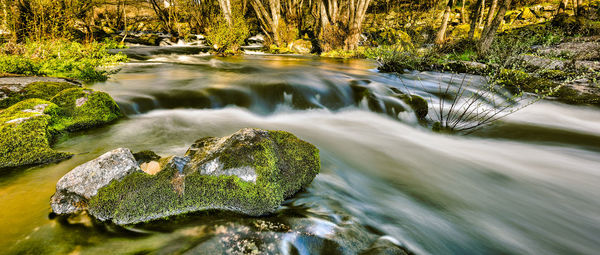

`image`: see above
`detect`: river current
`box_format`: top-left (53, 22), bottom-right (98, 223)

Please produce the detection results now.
top-left (1, 52), bottom-right (599, 254)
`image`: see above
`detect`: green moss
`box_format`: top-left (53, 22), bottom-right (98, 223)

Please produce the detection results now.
top-left (24, 82), bottom-right (79, 101)
top-left (133, 150), bottom-right (161, 164)
top-left (0, 82), bottom-right (78, 109)
top-left (0, 99), bottom-right (72, 169)
top-left (87, 129), bottom-right (320, 225)
top-left (494, 69), bottom-right (558, 93)
top-left (538, 69), bottom-right (569, 81)
top-left (49, 88), bottom-right (121, 132)
top-left (399, 94), bottom-right (428, 120)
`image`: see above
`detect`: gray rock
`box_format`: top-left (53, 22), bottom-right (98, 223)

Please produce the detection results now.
top-left (50, 148), bottom-right (141, 215)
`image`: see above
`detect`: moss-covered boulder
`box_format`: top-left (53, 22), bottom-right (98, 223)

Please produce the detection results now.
top-left (0, 99), bottom-right (72, 169)
top-left (0, 85), bottom-right (122, 170)
top-left (52, 128), bottom-right (320, 225)
top-left (50, 88), bottom-right (121, 132)
top-left (0, 82), bottom-right (79, 109)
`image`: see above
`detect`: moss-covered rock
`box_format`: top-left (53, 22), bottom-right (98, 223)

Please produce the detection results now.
top-left (0, 85), bottom-right (122, 170)
top-left (494, 69), bottom-right (558, 93)
top-left (400, 94), bottom-right (428, 120)
top-left (0, 82), bottom-right (79, 109)
top-left (50, 88), bottom-right (121, 132)
top-left (0, 99), bottom-right (72, 169)
top-left (75, 128), bottom-right (320, 225)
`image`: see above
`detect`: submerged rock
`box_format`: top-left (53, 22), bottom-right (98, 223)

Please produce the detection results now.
top-left (51, 128), bottom-right (320, 225)
top-left (50, 148), bottom-right (141, 215)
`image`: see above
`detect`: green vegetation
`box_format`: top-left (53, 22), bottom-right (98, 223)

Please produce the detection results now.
top-left (0, 82), bottom-right (78, 109)
top-left (0, 40), bottom-right (127, 82)
top-left (205, 14), bottom-right (250, 55)
top-left (0, 82), bottom-right (122, 170)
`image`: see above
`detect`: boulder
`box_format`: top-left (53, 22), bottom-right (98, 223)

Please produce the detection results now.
top-left (0, 81), bottom-right (79, 109)
top-left (0, 99), bottom-right (72, 169)
top-left (52, 128), bottom-right (320, 225)
top-left (0, 86), bottom-right (122, 171)
top-left (50, 88), bottom-right (121, 132)
top-left (50, 148), bottom-right (141, 214)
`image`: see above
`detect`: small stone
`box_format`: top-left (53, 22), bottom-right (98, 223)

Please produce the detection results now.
top-left (75, 97), bottom-right (88, 107)
top-left (141, 161), bottom-right (161, 175)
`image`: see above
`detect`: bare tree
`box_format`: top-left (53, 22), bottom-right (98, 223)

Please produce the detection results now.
top-left (435, 0), bottom-right (453, 44)
top-left (148, 0), bottom-right (178, 36)
top-left (250, 0), bottom-right (282, 45)
top-left (478, 0), bottom-right (512, 53)
top-left (316, 0), bottom-right (371, 50)
top-left (283, 0), bottom-right (304, 28)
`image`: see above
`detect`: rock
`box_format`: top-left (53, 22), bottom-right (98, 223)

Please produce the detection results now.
top-left (0, 99), bottom-right (72, 170)
top-left (141, 161), bottom-right (161, 175)
top-left (50, 88), bottom-right (121, 132)
top-left (359, 236), bottom-right (413, 255)
top-left (133, 150), bottom-right (161, 164)
top-left (518, 54), bottom-right (567, 70)
top-left (55, 128), bottom-right (320, 225)
top-left (289, 39), bottom-right (312, 54)
top-left (0, 81), bottom-right (79, 109)
top-left (0, 87), bottom-right (122, 170)
top-left (50, 148), bottom-right (141, 215)
top-left (537, 40), bottom-right (600, 61)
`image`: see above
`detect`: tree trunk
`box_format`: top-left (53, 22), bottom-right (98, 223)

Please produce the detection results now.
top-left (478, 0), bottom-right (511, 53)
top-left (344, 0), bottom-right (371, 50)
top-left (251, 0), bottom-right (282, 45)
top-left (477, 0), bottom-right (485, 25)
top-left (573, 0), bottom-right (578, 15)
top-left (461, 0), bottom-right (466, 23)
top-left (469, 0), bottom-right (483, 40)
top-left (435, 0), bottom-right (453, 44)
top-left (468, 0), bottom-right (483, 39)
top-left (217, 0), bottom-right (232, 26)
top-left (485, 0), bottom-right (498, 27)
top-left (558, 0), bottom-right (568, 13)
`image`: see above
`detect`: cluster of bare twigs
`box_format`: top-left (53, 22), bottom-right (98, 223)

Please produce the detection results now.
top-left (402, 73), bottom-right (560, 134)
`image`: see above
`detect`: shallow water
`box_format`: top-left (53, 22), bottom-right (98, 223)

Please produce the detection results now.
top-left (1, 54), bottom-right (599, 254)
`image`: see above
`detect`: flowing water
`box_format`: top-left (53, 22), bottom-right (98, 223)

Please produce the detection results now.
top-left (1, 52), bottom-right (600, 254)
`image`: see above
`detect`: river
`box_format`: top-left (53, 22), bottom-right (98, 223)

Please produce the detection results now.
top-left (1, 52), bottom-right (599, 254)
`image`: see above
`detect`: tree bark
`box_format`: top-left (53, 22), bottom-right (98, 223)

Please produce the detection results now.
top-left (461, 0), bottom-right (466, 23)
top-left (485, 0), bottom-right (498, 27)
top-left (344, 0), bottom-right (371, 50)
top-left (478, 0), bottom-right (512, 54)
top-left (251, 0), bottom-right (282, 45)
top-left (435, 0), bottom-right (453, 44)
top-left (217, 0), bottom-right (232, 26)
top-left (468, 0), bottom-right (483, 39)
top-left (477, 0), bottom-right (485, 25)
top-left (316, 0), bottom-right (371, 51)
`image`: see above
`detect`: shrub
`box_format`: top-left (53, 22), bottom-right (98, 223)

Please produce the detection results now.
top-left (0, 40), bottom-right (127, 82)
top-left (206, 14), bottom-right (250, 55)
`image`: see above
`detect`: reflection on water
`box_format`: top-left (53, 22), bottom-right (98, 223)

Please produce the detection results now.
top-left (1, 55), bottom-right (600, 255)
